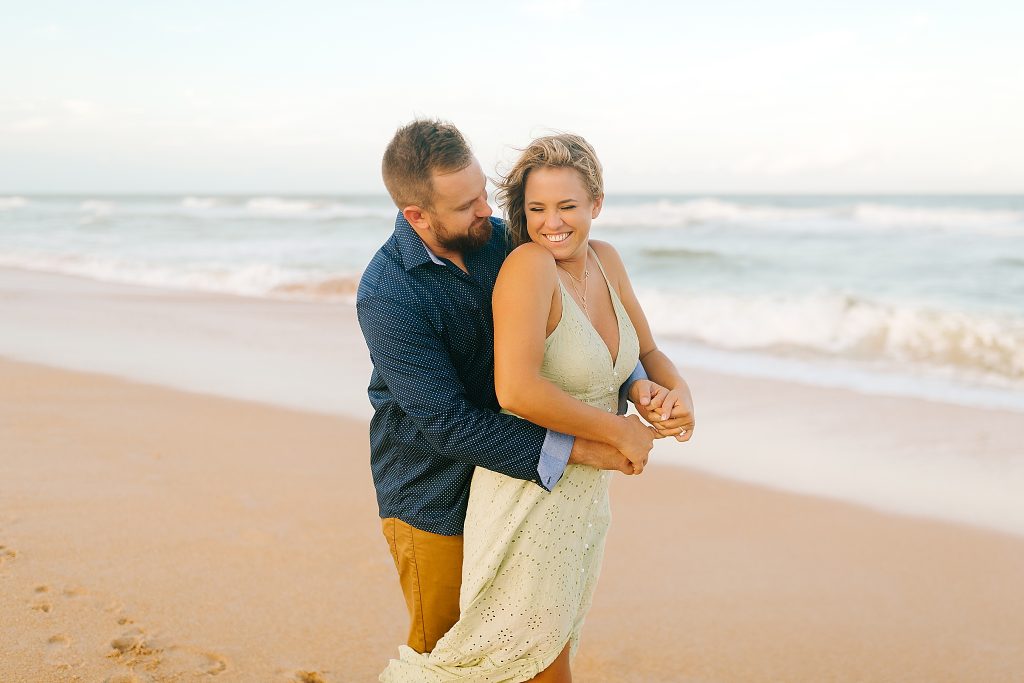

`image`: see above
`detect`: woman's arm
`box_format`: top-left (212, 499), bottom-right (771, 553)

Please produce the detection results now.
top-left (591, 240), bottom-right (696, 441)
top-left (493, 242), bottom-right (656, 466)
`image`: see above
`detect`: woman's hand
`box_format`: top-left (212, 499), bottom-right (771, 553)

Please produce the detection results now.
top-left (629, 380), bottom-right (695, 442)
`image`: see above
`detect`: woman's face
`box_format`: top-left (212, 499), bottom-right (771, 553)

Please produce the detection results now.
top-left (523, 166), bottom-right (603, 262)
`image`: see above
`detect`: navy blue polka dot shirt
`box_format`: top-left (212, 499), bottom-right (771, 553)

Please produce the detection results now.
top-left (356, 213), bottom-right (577, 536)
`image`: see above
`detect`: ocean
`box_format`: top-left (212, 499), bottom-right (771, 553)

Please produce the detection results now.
top-left (2, 193), bottom-right (1023, 411)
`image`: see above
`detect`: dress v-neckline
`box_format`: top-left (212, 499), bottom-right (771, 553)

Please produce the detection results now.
top-left (557, 253), bottom-right (622, 368)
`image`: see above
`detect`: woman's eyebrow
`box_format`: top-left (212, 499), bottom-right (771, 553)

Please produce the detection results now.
top-left (526, 197), bottom-right (578, 206)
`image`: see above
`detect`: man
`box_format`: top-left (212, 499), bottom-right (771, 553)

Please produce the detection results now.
top-left (356, 119), bottom-right (662, 654)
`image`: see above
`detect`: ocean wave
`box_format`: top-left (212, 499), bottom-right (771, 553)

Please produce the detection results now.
top-left (164, 196), bottom-right (394, 221)
top-left (851, 203), bottom-right (1024, 230)
top-left (165, 196), bottom-right (391, 221)
top-left (598, 198), bottom-right (1024, 235)
top-left (0, 196), bottom-right (29, 210)
top-left (244, 196), bottom-right (394, 220)
top-left (637, 247), bottom-right (724, 261)
top-left (0, 250), bottom-right (360, 302)
top-left (639, 288), bottom-right (1024, 384)
top-left (80, 200), bottom-right (115, 213)
top-left (182, 196), bottom-right (220, 209)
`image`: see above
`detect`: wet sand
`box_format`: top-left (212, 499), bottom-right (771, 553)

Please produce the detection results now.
top-left (3, 357), bottom-right (1023, 682)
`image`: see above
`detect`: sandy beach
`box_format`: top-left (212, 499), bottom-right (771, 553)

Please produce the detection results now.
top-left (3, 267), bottom-right (1024, 682)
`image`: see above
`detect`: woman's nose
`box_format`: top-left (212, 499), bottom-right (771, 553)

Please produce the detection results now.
top-left (544, 211), bottom-right (563, 229)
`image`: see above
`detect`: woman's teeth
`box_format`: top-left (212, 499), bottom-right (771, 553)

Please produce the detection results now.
top-left (546, 232), bottom-right (570, 243)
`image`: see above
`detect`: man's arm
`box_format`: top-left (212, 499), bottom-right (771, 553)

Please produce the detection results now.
top-left (359, 293), bottom-right (578, 489)
top-left (617, 362), bottom-right (648, 415)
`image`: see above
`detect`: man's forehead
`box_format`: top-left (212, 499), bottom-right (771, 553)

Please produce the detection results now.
top-left (432, 158), bottom-right (485, 203)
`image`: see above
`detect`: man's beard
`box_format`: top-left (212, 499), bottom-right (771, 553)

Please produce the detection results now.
top-left (432, 216), bottom-right (492, 253)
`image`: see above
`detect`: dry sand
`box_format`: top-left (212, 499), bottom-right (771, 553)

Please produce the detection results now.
top-left (3, 357), bottom-right (1023, 682)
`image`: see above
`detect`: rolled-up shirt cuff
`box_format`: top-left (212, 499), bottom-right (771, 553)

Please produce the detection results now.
top-left (537, 429), bottom-right (574, 491)
top-left (617, 361), bottom-right (648, 415)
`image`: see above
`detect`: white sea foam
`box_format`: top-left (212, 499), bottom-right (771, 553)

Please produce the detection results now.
top-left (851, 203), bottom-right (1024, 230)
top-left (0, 196), bottom-right (29, 210)
top-left (639, 288), bottom-right (1024, 385)
top-left (164, 196), bottom-right (396, 220)
top-left (243, 196), bottom-right (393, 220)
top-left (79, 199), bottom-right (115, 214)
top-left (0, 250), bottom-right (359, 302)
top-left (599, 198), bottom-right (1024, 235)
top-left (181, 196), bottom-right (220, 209)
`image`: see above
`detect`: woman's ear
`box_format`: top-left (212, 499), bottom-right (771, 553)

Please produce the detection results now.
top-left (591, 194), bottom-right (605, 219)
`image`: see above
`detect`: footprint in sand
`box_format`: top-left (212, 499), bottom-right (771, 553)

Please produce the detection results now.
top-left (0, 544), bottom-right (17, 565)
top-left (109, 626), bottom-right (151, 655)
top-left (158, 645), bottom-right (229, 676)
top-left (107, 623), bottom-right (229, 678)
top-left (108, 625), bottom-right (158, 668)
top-left (35, 584), bottom-right (50, 593)
top-left (104, 672), bottom-right (151, 683)
top-left (45, 633), bottom-right (73, 663)
top-left (62, 584), bottom-right (88, 598)
top-left (291, 671), bottom-right (328, 683)
top-left (30, 600), bottom-right (53, 613)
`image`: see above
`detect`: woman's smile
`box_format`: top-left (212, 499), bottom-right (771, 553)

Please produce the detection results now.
top-left (544, 231), bottom-right (573, 243)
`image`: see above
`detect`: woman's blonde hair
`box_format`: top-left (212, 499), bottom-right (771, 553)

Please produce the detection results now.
top-left (496, 133), bottom-right (604, 248)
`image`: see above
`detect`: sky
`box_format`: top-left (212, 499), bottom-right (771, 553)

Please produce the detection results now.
top-left (2, 1), bottom-right (1023, 194)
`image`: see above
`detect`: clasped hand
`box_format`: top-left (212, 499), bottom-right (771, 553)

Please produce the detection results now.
top-left (628, 380), bottom-right (695, 442)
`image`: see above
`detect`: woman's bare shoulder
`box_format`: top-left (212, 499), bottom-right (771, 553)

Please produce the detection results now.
top-left (589, 239), bottom-right (627, 279)
top-left (500, 242), bottom-right (557, 279)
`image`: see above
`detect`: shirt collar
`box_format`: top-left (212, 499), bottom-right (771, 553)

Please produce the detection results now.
top-left (421, 240), bottom-right (446, 266)
top-left (393, 211), bottom-right (444, 271)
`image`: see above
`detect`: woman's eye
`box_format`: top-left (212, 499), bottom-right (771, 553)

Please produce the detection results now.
top-left (528, 207), bottom-right (543, 212)
top-left (561, 205), bottom-right (576, 210)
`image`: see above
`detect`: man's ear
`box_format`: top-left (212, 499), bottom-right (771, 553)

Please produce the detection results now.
top-left (591, 194), bottom-right (605, 219)
top-left (402, 205), bottom-right (431, 231)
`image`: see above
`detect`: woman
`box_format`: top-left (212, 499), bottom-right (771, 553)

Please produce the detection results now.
top-left (380, 134), bottom-right (694, 682)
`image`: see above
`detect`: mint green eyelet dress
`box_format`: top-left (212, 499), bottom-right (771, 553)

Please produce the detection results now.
top-left (380, 251), bottom-right (640, 683)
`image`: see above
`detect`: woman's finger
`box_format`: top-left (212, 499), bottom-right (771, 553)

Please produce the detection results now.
top-left (647, 385), bottom-right (669, 412)
top-left (650, 416), bottom-right (689, 429)
top-left (659, 394), bottom-right (681, 421)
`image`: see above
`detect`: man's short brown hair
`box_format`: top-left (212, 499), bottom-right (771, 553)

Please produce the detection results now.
top-left (381, 119), bottom-right (473, 210)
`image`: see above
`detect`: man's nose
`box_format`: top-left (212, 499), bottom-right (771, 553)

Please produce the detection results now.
top-left (476, 196), bottom-right (492, 218)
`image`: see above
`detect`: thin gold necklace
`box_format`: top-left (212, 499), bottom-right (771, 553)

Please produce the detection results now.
top-left (557, 260), bottom-right (590, 317)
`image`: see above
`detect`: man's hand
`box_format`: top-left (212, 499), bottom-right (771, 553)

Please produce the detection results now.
top-left (629, 380), bottom-right (695, 442)
top-left (568, 437), bottom-right (637, 475)
top-left (610, 414), bottom-right (656, 473)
